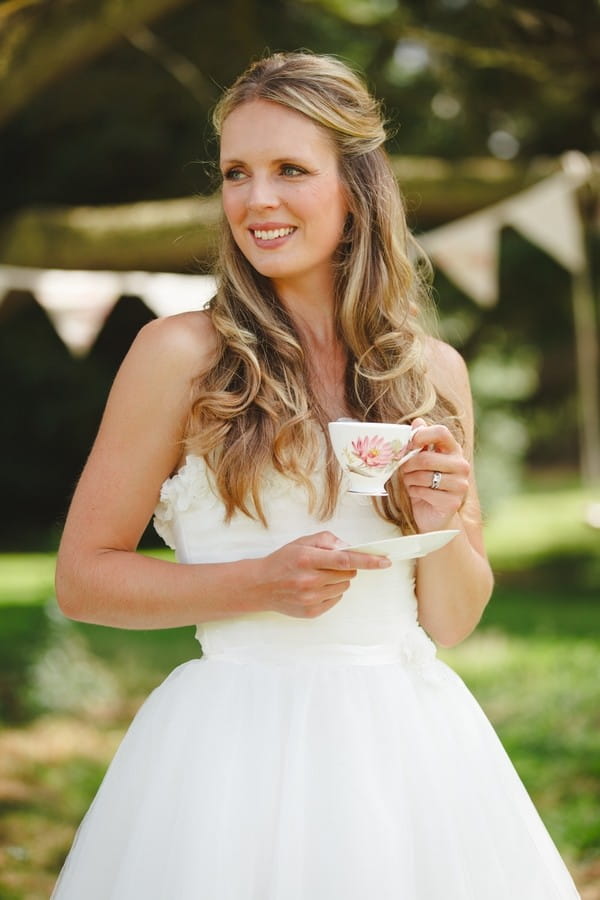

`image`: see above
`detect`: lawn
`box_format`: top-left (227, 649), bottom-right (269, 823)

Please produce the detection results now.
top-left (0, 479), bottom-right (598, 899)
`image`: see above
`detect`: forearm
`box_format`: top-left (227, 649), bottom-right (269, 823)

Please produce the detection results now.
top-left (415, 514), bottom-right (494, 648)
top-left (55, 548), bottom-right (263, 629)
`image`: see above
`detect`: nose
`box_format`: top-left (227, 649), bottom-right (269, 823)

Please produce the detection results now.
top-left (246, 174), bottom-right (280, 211)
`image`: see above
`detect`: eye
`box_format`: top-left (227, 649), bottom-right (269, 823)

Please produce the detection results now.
top-left (280, 164), bottom-right (306, 177)
top-left (223, 167), bottom-right (247, 182)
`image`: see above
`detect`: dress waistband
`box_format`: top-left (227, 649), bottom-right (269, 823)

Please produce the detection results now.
top-left (202, 630), bottom-right (438, 668)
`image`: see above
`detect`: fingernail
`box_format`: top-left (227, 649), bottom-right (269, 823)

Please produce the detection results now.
top-left (378, 557), bottom-right (392, 567)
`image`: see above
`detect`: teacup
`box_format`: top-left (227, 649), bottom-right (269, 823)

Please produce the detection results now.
top-left (328, 420), bottom-right (414, 496)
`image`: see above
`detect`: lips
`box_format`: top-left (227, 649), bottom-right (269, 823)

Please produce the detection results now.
top-left (250, 225), bottom-right (297, 242)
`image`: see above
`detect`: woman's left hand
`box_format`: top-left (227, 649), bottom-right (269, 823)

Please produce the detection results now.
top-left (399, 417), bottom-right (471, 533)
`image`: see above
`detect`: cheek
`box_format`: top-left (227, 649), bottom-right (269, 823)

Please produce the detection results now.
top-left (321, 182), bottom-right (349, 230)
top-left (320, 192), bottom-right (349, 242)
top-left (221, 189), bottom-right (243, 228)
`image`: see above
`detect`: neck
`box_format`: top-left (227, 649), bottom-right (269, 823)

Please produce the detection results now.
top-left (270, 271), bottom-right (349, 418)
top-left (273, 273), bottom-right (338, 352)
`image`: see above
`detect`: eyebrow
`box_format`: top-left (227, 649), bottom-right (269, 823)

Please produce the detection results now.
top-left (220, 156), bottom-right (311, 168)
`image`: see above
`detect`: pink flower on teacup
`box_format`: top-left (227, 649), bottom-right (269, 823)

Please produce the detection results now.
top-left (351, 435), bottom-right (394, 468)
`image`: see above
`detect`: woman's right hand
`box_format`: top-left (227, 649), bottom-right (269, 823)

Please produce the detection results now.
top-left (253, 531), bottom-right (392, 619)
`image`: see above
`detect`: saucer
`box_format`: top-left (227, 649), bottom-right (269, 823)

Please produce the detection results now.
top-left (347, 529), bottom-right (460, 561)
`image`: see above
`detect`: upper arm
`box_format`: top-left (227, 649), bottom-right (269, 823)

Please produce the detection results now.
top-left (425, 337), bottom-right (474, 460)
top-left (58, 312), bottom-right (216, 557)
top-left (425, 338), bottom-right (486, 539)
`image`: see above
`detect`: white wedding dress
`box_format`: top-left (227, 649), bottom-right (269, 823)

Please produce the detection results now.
top-left (52, 455), bottom-right (580, 899)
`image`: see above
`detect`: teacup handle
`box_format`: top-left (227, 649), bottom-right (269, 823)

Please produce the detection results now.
top-left (394, 446), bottom-right (422, 468)
top-left (394, 425), bottom-right (429, 468)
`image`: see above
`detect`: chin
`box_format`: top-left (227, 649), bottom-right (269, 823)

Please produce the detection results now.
top-left (249, 259), bottom-right (297, 281)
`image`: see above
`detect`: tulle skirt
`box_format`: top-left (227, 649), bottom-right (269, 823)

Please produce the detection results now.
top-left (52, 649), bottom-right (580, 899)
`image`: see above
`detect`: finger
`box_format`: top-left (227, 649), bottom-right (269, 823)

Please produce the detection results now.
top-left (332, 549), bottom-right (392, 570)
top-left (401, 451), bottom-right (470, 480)
top-left (404, 469), bottom-right (470, 496)
top-left (300, 542), bottom-right (392, 571)
top-left (406, 483), bottom-right (467, 513)
top-left (317, 571), bottom-right (357, 586)
top-left (296, 578), bottom-right (353, 613)
top-left (409, 424), bottom-right (460, 453)
top-left (319, 579), bottom-right (353, 598)
top-left (302, 594), bottom-right (344, 618)
top-left (297, 578), bottom-right (352, 602)
top-left (408, 419), bottom-right (428, 449)
top-left (413, 472), bottom-right (453, 492)
top-left (404, 457), bottom-right (469, 481)
top-left (296, 530), bottom-right (347, 551)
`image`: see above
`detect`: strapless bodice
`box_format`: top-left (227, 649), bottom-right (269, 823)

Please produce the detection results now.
top-left (153, 455), bottom-right (435, 664)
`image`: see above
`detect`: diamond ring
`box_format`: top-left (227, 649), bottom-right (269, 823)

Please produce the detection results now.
top-left (430, 471), bottom-right (442, 490)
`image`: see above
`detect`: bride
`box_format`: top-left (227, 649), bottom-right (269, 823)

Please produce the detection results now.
top-left (52, 51), bottom-right (580, 898)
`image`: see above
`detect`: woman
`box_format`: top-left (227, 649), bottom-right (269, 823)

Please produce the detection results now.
top-left (52, 52), bottom-right (579, 898)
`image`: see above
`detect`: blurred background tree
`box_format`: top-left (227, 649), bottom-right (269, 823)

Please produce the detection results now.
top-left (1, 7), bottom-right (599, 892)
top-left (0, 0), bottom-right (598, 545)
top-left (1, 0), bottom-right (597, 211)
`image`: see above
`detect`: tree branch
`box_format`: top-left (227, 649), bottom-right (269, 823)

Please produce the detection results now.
top-left (0, 157), bottom-right (561, 271)
top-left (0, 0), bottom-right (195, 127)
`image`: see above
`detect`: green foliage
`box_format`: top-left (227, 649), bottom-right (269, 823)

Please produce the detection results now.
top-left (0, 604), bottom-right (50, 721)
top-left (1, 0), bottom-right (598, 213)
top-left (434, 226), bottom-right (587, 503)
top-left (0, 293), bottom-right (155, 548)
top-left (0, 294), bottom-right (105, 547)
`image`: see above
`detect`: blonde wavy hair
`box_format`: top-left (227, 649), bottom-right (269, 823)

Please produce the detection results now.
top-left (186, 51), bottom-right (461, 531)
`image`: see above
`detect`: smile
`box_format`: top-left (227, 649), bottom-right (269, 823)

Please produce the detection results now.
top-left (251, 226), bottom-right (296, 241)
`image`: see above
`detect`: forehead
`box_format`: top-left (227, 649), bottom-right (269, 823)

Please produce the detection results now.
top-left (219, 99), bottom-right (336, 163)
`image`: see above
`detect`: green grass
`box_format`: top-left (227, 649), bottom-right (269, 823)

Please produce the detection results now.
top-left (483, 479), bottom-right (599, 589)
top-left (442, 631), bottom-right (600, 860)
top-left (0, 554), bottom-right (57, 606)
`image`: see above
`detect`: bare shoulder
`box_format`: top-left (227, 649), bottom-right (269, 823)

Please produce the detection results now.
top-left (423, 337), bottom-right (474, 444)
top-left (423, 337), bottom-right (468, 390)
top-left (95, 309), bottom-right (218, 464)
top-left (125, 309), bottom-right (217, 379)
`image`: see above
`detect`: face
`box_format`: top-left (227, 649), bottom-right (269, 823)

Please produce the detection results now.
top-left (219, 99), bottom-right (349, 291)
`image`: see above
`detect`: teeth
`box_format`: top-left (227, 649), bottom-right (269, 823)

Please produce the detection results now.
top-left (253, 227), bottom-right (295, 240)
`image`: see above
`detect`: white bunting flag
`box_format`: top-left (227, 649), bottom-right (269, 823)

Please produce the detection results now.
top-left (33, 269), bottom-right (122, 356)
top-left (0, 267), bottom-right (217, 355)
top-left (420, 207), bottom-right (502, 306)
top-left (502, 172), bottom-right (586, 274)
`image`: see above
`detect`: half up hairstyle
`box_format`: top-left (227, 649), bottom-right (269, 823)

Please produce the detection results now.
top-left (186, 51), bottom-right (462, 531)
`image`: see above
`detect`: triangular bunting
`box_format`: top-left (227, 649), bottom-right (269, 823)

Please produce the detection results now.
top-left (30, 269), bottom-right (122, 356)
top-left (0, 267), bottom-right (218, 355)
top-left (502, 172), bottom-right (586, 274)
top-left (119, 272), bottom-right (217, 318)
top-left (420, 207), bottom-right (502, 306)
